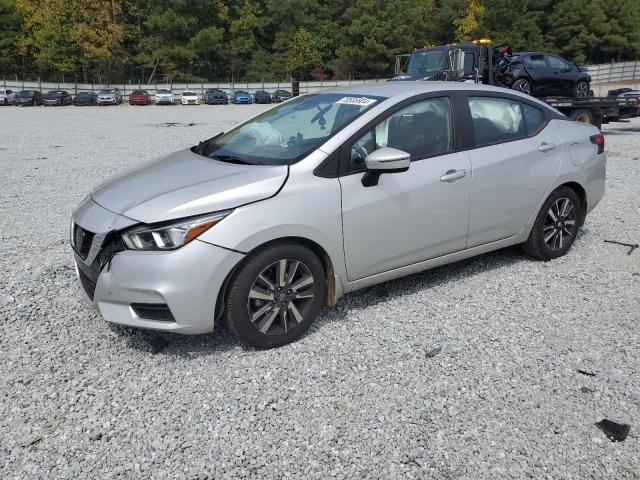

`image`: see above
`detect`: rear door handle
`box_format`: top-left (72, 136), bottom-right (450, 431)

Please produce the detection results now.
top-left (440, 169), bottom-right (467, 183)
top-left (538, 142), bottom-right (556, 153)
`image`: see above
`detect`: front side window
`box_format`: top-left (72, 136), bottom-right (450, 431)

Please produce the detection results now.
top-left (202, 93), bottom-right (383, 165)
top-left (468, 97), bottom-right (525, 146)
top-left (525, 54), bottom-right (546, 67)
top-left (548, 55), bottom-right (570, 71)
top-left (349, 97), bottom-right (453, 172)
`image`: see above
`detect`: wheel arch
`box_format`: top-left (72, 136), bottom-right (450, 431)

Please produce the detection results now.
top-left (214, 236), bottom-right (339, 323)
top-left (559, 181), bottom-right (587, 225)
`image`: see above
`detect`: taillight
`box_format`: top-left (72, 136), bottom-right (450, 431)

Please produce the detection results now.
top-left (590, 134), bottom-right (604, 154)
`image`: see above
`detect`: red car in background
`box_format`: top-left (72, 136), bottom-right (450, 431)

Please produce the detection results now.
top-left (129, 90), bottom-right (151, 105)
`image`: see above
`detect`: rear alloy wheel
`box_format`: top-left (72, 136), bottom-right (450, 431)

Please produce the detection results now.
top-left (575, 81), bottom-right (590, 98)
top-left (523, 187), bottom-right (582, 260)
top-left (512, 79), bottom-right (533, 96)
top-left (224, 242), bottom-right (325, 348)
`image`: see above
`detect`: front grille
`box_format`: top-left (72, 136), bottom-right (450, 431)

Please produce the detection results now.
top-left (131, 303), bottom-right (175, 322)
top-left (78, 268), bottom-right (97, 300)
top-left (73, 224), bottom-right (94, 259)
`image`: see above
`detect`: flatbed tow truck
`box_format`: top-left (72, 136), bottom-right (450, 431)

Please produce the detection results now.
top-left (392, 40), bottom-right (640, 128)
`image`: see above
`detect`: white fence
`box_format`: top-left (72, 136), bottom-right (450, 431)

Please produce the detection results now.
top-left (2, 60), bottom-right (639, 99)
top-left (585, 60), bottom-right (640, 84)
top-left (0, 78), bottom-right (388, 101)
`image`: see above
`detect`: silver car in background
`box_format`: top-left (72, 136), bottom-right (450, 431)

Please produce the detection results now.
top-left (71, 82), bottom-right (606, 348)
top-left (1, 88), bottom-right (15, 105)
top-left (97, 88), bottom-right (122, 105)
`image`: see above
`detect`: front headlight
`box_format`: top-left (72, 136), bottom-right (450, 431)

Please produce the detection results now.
top-left (121, 211), bottom-right (232, 251)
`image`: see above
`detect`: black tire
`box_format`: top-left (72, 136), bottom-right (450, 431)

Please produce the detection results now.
top-left (512, 78), bottom-right (533, 96)
top-left (568, 108), bottom-right (593, 125)
top-left (224, 242), bottom-right (326, 349)
top-left (575, 81), bottom-right (590, 98)
top-left (523, 186), bottom-right (583, 260)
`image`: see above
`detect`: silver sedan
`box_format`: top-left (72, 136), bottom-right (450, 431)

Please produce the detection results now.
top-left (71, 82), bottom-right (606, 348)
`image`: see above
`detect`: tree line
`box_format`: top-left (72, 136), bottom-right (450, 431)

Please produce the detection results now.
top-left (1, 0), bottom-right (639, 83)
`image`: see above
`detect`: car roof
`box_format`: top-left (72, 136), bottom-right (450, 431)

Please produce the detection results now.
top-left (325, 81), bottom-right (516, 97)
top-left (319, 81), bottom-right (558, 111)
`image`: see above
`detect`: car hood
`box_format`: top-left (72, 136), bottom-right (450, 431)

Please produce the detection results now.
top-left (91, 148), bottom-right (288, 223)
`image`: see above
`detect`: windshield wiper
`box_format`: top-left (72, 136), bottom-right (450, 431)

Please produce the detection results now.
top-left (209, 155), bottom-right (256, 165)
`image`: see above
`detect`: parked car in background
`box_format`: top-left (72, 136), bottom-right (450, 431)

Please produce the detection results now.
top-left (97, 88), bottom-right (122, 105)
top-left (253, 90), bottom-right (272, 104)
top-left (231, 90), bottom-right (252, 104)
top-left (13, 90), bottom-right (44, 106)
top-left (272, 89), bottom-right (292, 102)
top-left (44, 90), bottom-right (73, 106)
top-left (69, 82), bottom-right (605, 348)
top-left (154, 89), bottom-right (175, 105)
top-left (129, 90), bottom-right (151, 106)
top-left (498, 52), bottom-right (591, 97)
top-left (1, 89), bottom-right (15, 105)
top-left (204, 88), bottom-right (228, 105)
top-left (181, 91), bottom-right (200, 105)
top-left (73, 92), bottom-right (98, 106)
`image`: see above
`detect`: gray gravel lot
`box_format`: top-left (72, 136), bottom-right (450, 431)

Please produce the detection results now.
top-left (1, 104), bottom-right (639, 479)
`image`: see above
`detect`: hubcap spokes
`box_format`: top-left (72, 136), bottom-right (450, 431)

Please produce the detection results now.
top-left (519, 82), bottom-right (531, 94)
top-left (543, 198), bottom-right (577, 251)
top-left (247, 259), bottom-right (315, 336)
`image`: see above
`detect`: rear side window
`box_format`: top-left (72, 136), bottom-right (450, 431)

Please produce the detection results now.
top-left (523, 104), bottom-right (545, 135)
top-left (468, 97), bottom-right (525, 146)
top-left (525, 54), bottom-right (546, 67)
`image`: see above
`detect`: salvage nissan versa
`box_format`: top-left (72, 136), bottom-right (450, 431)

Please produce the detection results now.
top-left (71, 82), bottom-right (605, 348)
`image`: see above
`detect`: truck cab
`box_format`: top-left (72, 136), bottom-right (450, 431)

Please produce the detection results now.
top-left (392, 42), bottom-right (503, 83)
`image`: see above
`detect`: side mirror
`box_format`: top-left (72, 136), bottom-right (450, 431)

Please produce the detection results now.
top-left (362, 147), bottom-right (410, 187)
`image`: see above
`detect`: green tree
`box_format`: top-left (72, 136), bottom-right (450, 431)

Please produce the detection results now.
top-left (546, 0), bottom-right (608, 63)
top-left (333, 0), bottom-right (434, 78)
top-left (0, 0), bottom-right (23, 72)
top-left (454, 0), bottom-right (485, 42)
top-left (15, 0), bottom-right (81, 76)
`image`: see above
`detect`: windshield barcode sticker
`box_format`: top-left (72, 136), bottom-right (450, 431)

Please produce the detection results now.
top-left (336, 97), bottom-right (377, 106)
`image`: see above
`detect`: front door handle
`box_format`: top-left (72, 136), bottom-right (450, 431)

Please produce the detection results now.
top-left (440, 169), bottom-right (467, 183)
top-left (538, 142), bottom-right (556, 153)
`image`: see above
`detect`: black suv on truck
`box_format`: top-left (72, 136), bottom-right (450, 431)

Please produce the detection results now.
top-left (393, 43), bottom-right (591, 98)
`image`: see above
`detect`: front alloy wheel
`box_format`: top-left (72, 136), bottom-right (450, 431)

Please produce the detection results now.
top-left (247, 259), bottom-right (315, 336)
top-left (224, 242), bottom-right (326, 348)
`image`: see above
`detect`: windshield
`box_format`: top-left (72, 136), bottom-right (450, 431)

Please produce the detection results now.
top-left (17, 91), bottom-right (35, 97)
top-left (46, 91), bottom-right (64, 97)
top-left (199, 93), bottom-right (384, 165)
top-left (132, 90), bottom-right (146, 95)
top-left (235, 91), bottom-right (248, 95)
top-left (99, 89), bottom-right (115, 94)
top-left (408, 50), bottom-right (446, 74)
top-left (157, 89), bottom-right (171, 94)
top-left (183, 91), bottom-right (196, 96)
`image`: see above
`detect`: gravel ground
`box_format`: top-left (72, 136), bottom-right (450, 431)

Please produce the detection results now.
top-left (1, 104), bottom-right (639, 479)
